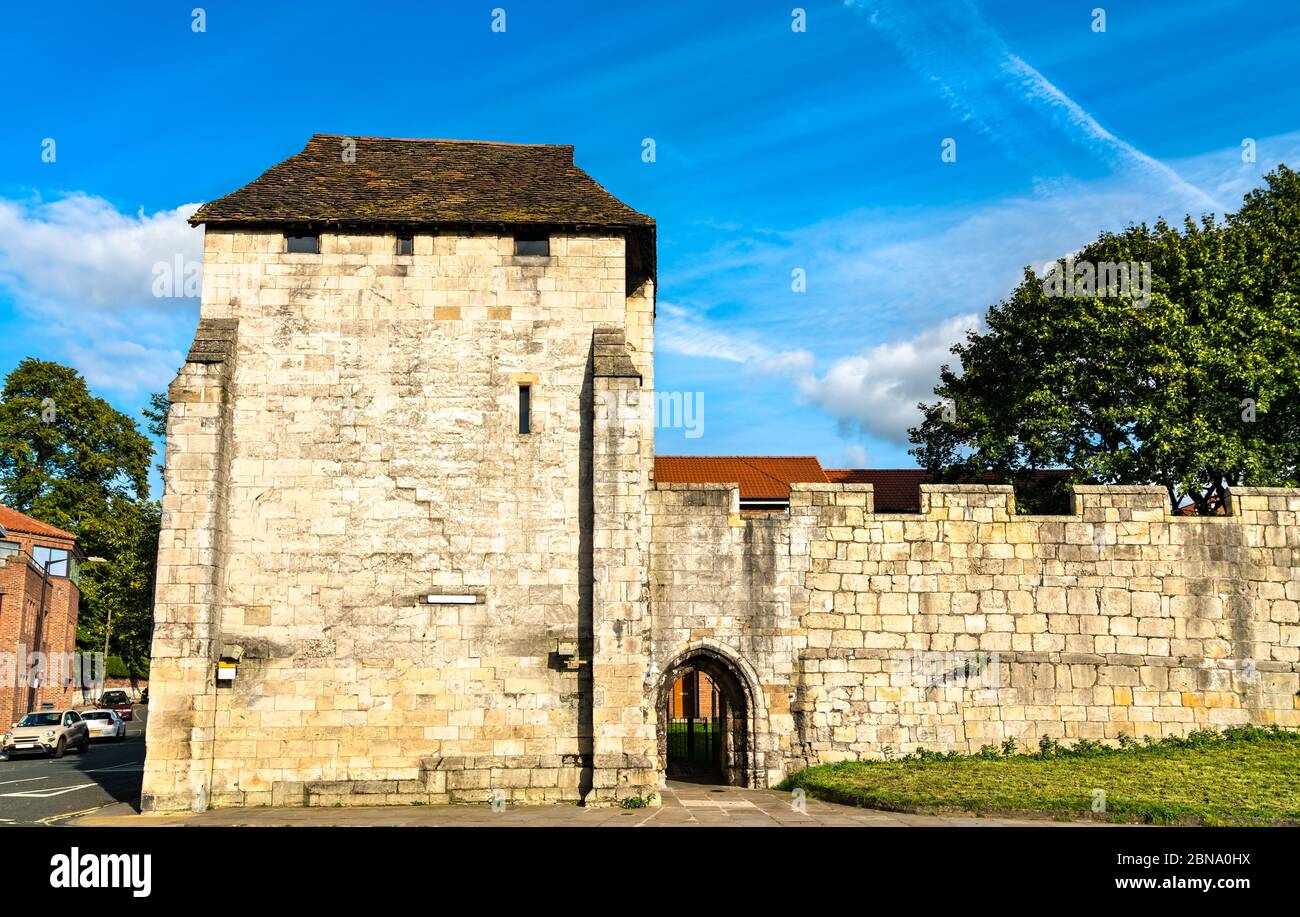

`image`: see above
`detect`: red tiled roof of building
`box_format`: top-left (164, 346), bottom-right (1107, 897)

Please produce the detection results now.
top-left (654, 460), bottom-right (1073, 510)
top-left (825, 468), bottom-right (1073, 512)
top-left (824, 468), bottom-right (933, 512)
top-left (0, 504), bottom-right (77, 541)
top-left (653, 456), bottom-right (828, 500)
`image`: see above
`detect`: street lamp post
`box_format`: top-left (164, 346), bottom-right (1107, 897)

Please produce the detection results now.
top-left (22, 551), bottom-right (108, 713)
top-left (25, 555), bottom-right (55, 715)
top-left (82, 556), bottom-right (110, 705)
top-left (97, 555), bottom-right (113, 698)
top-left (102, 609), bottom-right (112, 679)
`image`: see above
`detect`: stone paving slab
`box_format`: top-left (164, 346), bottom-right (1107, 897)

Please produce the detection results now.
top-left (71, 781), bottom-right (1110, 828)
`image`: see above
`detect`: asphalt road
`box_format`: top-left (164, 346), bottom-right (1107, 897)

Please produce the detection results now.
top-left (0, 706), bottom-right (147, 826)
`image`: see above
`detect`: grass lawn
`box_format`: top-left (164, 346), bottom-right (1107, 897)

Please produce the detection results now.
top-left (666, 720), bottom-right (720, 765)
top-left (778, 726), bottom-right (1300, 825)
top-left (664, 721), bottom-right (717, 736)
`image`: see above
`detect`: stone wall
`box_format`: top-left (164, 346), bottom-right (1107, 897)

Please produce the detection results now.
top-left (589, 328), bottom-right (658, 801)
top-left (648, 483), bottom-right (798, 787)
top-left (142, 228), bottom-right (654, 811)
top-left (647, 481), bottom-right (1300, 779)
top-left (143, 228), bottom-right (1300, 812)
top-left (141, 340), bottom-right (237, 811)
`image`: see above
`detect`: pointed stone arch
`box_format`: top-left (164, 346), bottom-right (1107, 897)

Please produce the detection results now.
top-left (655, 640), bottom-right (769, 788)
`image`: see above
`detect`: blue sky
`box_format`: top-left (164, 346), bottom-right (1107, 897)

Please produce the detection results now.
top-left (2, 0), bottom-right (1298, 489)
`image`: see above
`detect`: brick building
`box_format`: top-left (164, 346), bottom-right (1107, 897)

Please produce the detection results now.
top-left (141, 136), bottom-right (1300, 813)
top-left (669, 669), bottom-right (719, 719)
top-left (0, 504), bottom-right (83, 724)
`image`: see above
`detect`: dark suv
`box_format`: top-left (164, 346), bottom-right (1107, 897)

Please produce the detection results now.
top-left (98, 690), bottom-right (134, 721)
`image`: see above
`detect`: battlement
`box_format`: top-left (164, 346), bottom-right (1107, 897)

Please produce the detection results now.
top-left (649, 478), bottom-right (1300, 776)
top-left (661, 480), bottom-right (1300, 523)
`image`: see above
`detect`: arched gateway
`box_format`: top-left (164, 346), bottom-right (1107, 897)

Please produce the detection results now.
top-left (655, 645), bottom-right (762, 787)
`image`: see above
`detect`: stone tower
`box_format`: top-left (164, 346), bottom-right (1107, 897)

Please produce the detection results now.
top-left (143, 135), bottom-right (1300, 814)
top-left (142, 135), bottom-right (659, 811)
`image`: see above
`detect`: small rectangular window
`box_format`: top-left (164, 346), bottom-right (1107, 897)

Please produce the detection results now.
top-left (397, 235), bottom-right (414, 256)
top-left (286, 233), bottom-right (320, 254)
top-left (518, 385), bottom-right (531, 434)
top-left (514, 232), bottom-right (549, 257)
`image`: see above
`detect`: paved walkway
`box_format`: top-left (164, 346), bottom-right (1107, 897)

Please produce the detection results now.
top-left (72, 781), bottom-right (1104, 827)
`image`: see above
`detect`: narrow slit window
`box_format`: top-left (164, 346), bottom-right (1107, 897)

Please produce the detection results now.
top-left (513, 231), bottom-right (549, 257)
top-left (397, 235), bottom-right (414, 256)
top-left (286, 233), bottom-right (320, 254)
top-left (518, 385), bottom-right (531, 434)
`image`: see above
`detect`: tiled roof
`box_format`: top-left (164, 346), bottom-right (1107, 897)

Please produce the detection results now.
top-left (825, 469), bottom-right (1072, 512)
top-left (0, 504), bottom-right (77, 541)
top-left (190, 135), bottom-right (656, 230)
top-left (653, 457), bottom-right (828, 500)
top-left (824, 469), bottom-right (933, 512)
top-left (653, 459), bottom-right (1072, 509)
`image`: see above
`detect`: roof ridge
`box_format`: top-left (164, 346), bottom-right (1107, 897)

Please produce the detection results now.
top-left (657, 455), bottom-right (823, 460)
top-left (825, 468), bottom-right (927, 473)
top-left (734, 457), bottom-right (790, 493)
top-left (737, 456), bottom-right (827, 489)
top-left (309, 134), bottom-right (573, 148)
top-left (0, 503), bottom-right (78, 541)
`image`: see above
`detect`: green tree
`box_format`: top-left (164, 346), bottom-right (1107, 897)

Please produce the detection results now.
top-left (141, 390), bottom-right (169, 475)
top-left (141, 391), bottom-right (169, 440)
top-left (0, 359), bottom-right (160, 670)
top-left (75, 496), bottom-right (160, 676)
top-left (0, 359), bottom-right (152, 529)
top-left (909, 165), bottom-right (1300, 513)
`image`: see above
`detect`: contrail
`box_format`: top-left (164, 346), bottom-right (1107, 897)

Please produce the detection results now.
top-left (846, 0), bottom-right (1224, 213)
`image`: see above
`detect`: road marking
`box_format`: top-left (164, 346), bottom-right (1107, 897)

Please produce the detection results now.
top-left (0, 776), bottom-right (52, 786)
top-left (37, 803), bottom-right (111, 826)
top-left (84, 764), bottom-right (144, 773)
top-left (1, 782), bottom-right (96, 798)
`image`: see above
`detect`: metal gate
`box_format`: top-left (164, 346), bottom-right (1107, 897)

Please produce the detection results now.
top-left (666, 670), bottom-right (721, 776)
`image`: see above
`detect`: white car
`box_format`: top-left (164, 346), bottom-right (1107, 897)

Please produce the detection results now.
top-left (80, 709), bottom-right (126, 741)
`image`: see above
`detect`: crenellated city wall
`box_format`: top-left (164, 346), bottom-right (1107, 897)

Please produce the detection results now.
top-left (648, 482), bottom-right (1300, 782)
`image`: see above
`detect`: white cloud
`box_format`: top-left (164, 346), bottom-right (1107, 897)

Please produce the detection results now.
top-left (657, 300), bottom-right (773, 363)
top-left (0, 193), bottom-right (202, 395)
top-left (62, 339), bottom-right (186, 397)
top-left (663, 275), bottom-right (981, 445)
top-left (841, 444), bottom-right (870, 467)
top-left (785, 314), bottom-right (981, 444)
top-left (0, 194), bottom-right (202, 311)
top-left (755, 348), bottom-right (815, 377)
